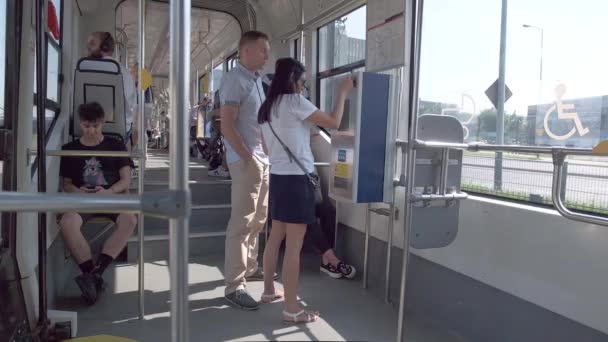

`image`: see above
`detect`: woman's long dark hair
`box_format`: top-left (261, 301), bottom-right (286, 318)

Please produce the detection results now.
top-left (258, 58), bottom-right (305, 124)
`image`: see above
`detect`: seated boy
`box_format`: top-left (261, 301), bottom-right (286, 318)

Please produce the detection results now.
top-left (58, 102), bottom-right (137, 305)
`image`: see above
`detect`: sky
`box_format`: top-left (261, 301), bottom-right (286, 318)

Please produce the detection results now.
top-left (417, 0), bottom-right (608, 117)
top-left (337, 0), bottom-right (608, 119)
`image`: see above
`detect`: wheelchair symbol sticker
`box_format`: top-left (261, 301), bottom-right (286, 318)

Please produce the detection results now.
top-left (543, 84), bottom-right (589, 140)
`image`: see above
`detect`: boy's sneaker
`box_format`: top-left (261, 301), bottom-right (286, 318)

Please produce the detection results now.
top-left (93, 273), bottom-right (106, 292)
top-left (75, 273), bottom-right (98, 305)
top-left (337, 261), bottom-right (356, 279)
top-left (320, 263), bottom-right (343, 279)
top-left (224, 289), bottom-right (260, 310)
top-left (208, 166), bottom-right (230, 178)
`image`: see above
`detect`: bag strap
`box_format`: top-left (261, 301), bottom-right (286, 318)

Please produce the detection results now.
top-left (267, 121), bottom-right (311, 177)
top-left (255, 82), bottom-right (316, 182)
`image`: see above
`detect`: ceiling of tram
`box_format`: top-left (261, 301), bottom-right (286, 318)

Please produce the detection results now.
top-left (116, 0), bottom-right (242, 77)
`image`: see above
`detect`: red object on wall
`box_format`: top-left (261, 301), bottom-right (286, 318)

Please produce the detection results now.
top-left (48, 1), bottom-right (60, 40)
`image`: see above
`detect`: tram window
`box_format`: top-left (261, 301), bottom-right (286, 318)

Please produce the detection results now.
top-left (319, 67), bottom-right (364, 114)
top-left (31, 107), bottom-right (57, 135)
top-left (49, 0), bottom-right (61, 44)
top-left (316, 6), bottom-right (366, 127)
top-left (317, 6), bottom-right (366, 72)
top-left (211, 63), bottom-right (223, 92)
top-left (199, 73), bottom-right (208, 99)
top-left (0, 0), bottom-right (6, 128)
top-left (47, 42), bottom-right (60, 102)
top-left (227, 53), bottom-right (238, 71)
top-left (418, 0), bottom-right (608, 214)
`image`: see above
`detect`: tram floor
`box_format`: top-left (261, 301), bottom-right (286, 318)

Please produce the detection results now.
top-left (56, 253), bottom-right (465, 342)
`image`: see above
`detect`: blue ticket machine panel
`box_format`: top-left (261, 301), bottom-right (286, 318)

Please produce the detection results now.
top-left (329, 71), bottom-right (391, 203)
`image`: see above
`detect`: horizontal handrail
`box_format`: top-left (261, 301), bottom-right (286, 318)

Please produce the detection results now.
top-left (0, 190), bottom-right (188, 219)
top-left (46, 149), bottom-right (145, 158)
top-left (314, 162), bottom-right (331, 167)
top-left (143, 180), bottom-right (231, 186)
top-left (128, 231), bottom-right (226, 242)
top-left (552, 155), bottom-right (608, 226)
top-left (0, 191), bottom-right (141, 213)
top-left (414, 139), bottom-right (469, 150)
top-left (191, 204), bottom-right (231, 210)
top-left (409, 139), bottom-right (608, 157)
top-left (411, 192), bottom-right (468, 202)
top-left (472, 143), bottom-right (599, 156)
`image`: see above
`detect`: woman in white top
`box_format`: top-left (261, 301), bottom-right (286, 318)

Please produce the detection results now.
top-left (258, 58), bottom-right (354, 323)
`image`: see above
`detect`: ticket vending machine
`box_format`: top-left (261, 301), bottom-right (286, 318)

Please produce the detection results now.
top-left (329, 71), bottom-right (395, 203)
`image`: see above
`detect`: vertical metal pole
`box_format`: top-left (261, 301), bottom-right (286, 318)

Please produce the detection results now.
top-left (35, 0), bottom-right (49, 332)
top-left (195, 70), bottom-right (200, 102)
top-left (363, 203), bottom-right (371, 289)
top-left (559, 161), bottom-right (568, 201)
top-left (209, 57), bottom-right (214, 95)
top-left (438, 149), bottom-right (449, 195)
top-left (494, 0), bottom-right (507, 191)
top-left (397, 0), bottom-right (424, 340)
top-left (137, 0), bottom-right (147, 321)
top-left (384, 202), bottom-right (394, 303)
top-left (169, 0), bottom-right (191, 341)
top-left (299, 0), bottom-right (305, 62)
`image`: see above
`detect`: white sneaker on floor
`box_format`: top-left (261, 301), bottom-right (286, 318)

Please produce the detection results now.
top-left (208, 167), bottom-right (230, 178)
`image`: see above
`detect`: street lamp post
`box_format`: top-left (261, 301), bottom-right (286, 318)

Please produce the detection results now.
top-left (523, 24), bottom-right (543, 81)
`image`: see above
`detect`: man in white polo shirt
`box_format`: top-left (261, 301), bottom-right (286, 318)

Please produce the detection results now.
top-left (220, 31), bottom-right (271, 310)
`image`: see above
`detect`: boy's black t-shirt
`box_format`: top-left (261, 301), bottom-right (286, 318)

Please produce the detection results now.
top-left (59, 137), bottom-right (132, 189)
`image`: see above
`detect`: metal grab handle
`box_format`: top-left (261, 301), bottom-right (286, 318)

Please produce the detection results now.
top-left (411, 192), bottom-right (468, 202)
top-left (552, 153), bottom-right (608, 226)
top-left (413, 139), bottom-right (608, 157)
top-left (46, 149), bottom-right (145, 158)
top-left (0, 192), bottom-right (141, 212)
top-left (0, 190), bottom-right (189, 219)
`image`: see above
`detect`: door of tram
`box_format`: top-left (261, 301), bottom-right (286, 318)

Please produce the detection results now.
top-left (0, 0), bottom-right (30, 340)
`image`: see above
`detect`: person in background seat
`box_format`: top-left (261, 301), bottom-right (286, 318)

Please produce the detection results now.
top-left (86, 31), bottom-right (138, 149)
top-left (58, 102), bottom-right (137, 305)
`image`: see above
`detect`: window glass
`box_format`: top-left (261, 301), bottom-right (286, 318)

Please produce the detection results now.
top-left (227, 55), bottom-right (238, 71)
top-left (47, 42), bottom-right (60, 102)
top-left (318, 6), bottom-right (366, 72)
top-left (0, 0), bottom-right (6, 128)
top-left (419, 0), bottom-right (608, 213)
top-left (319, 67), bottom-right (364, 113)
top-left (49, 0), bottom-right (61, 44)
top-left (31, 106), bottom-right (57, 136)
top-left (212, 63), bottom-right (223, 93)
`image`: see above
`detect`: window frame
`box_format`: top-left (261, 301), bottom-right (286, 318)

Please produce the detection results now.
top-left (32, 0), bottom-right (63, 142)
top-left (31, 0), bottom-right (63, 178)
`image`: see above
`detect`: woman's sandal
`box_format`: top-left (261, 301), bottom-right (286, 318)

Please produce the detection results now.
top-left (260, 292), bottom-right (283, 304)
top-left (282, 310), bottom-right (320, 324)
